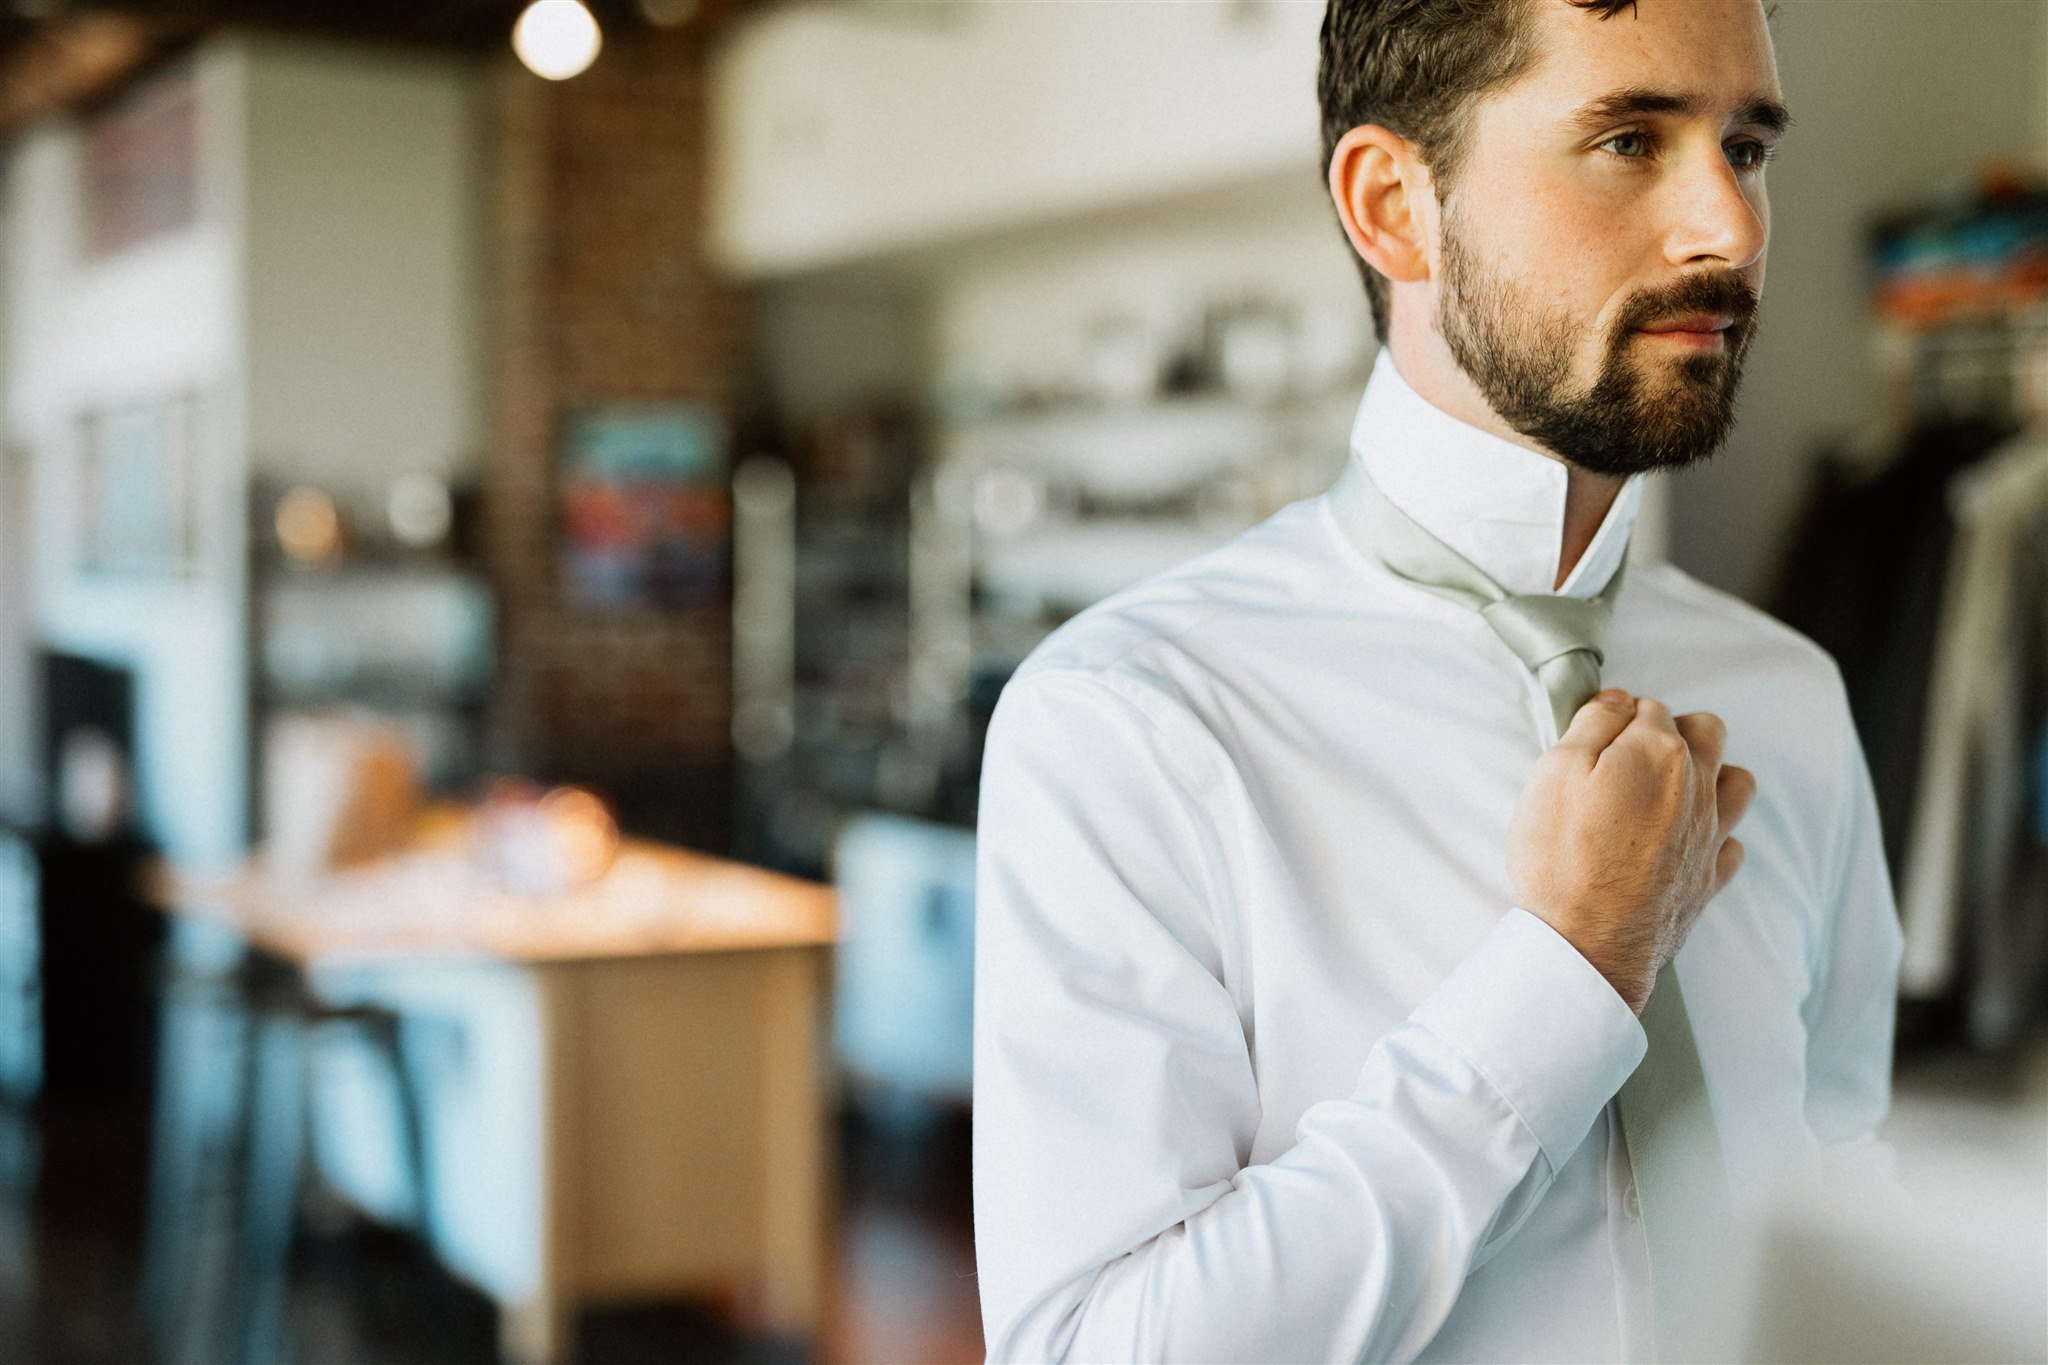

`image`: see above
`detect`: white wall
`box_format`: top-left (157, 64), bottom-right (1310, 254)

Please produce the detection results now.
top-left (710, 0), bottom-right (1327, 275)
top-left (1, 36), bottom-right (485, 862)
top-left (1668, 0), bottom-right (2048, 602)
top-left (242, 39), bottom-right (484, 507)
top-left (6, 48), bottom-right (251, 863)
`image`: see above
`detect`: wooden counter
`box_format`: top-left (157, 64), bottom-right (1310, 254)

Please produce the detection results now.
top-left (151, 815), bottom-right (838, 1364)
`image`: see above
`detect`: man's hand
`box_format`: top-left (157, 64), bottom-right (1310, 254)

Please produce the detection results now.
top-left (1505, 690), bottom-right (1756, 1014)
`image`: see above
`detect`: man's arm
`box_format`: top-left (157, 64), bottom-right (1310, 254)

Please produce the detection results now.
top-left (972, 668), bottom-right (1646, 1363)
top-left (1801, 686), bottom-right (1905, 1170)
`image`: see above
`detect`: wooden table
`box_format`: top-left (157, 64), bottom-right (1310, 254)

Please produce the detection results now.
top-left (152, 813), bottom-right (837, 1364)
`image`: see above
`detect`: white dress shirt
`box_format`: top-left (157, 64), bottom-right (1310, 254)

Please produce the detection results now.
top-left (972, 349), bottom-right (1904, 1363)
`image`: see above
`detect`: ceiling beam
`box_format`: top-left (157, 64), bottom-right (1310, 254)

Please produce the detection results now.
top-left (0, 0), bottom-right (759, 145)
top-left (0, 12), bottom-right (174, 142)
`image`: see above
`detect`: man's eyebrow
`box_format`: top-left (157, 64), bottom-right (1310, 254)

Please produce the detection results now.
top-left (1563, 87), bottom-right (1793, 137)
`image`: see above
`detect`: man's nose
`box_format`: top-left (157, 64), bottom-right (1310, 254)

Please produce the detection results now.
top-left (1665, 151), bottom-right (1767, 272)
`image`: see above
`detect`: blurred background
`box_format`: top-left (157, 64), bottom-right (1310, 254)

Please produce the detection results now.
top-left (0, 0), bottom-right (2043, 1361)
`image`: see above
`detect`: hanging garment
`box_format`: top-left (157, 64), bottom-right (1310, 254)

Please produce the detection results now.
top-left (1897, 434), bottom-right (2048, 1048)
top-left (1769, 417), bottom-right (2017, 873)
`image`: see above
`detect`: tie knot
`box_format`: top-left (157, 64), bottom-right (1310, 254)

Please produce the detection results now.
top-left (1480, 593), bottom-right (1615, 676)
top-left (1327, 457), bottom-right (1630, 738)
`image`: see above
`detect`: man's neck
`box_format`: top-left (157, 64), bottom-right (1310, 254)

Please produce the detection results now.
top-left (1388, 337), bottom-right (1626, 590)
top-left (1555, 466), bottom-right (1625, 590)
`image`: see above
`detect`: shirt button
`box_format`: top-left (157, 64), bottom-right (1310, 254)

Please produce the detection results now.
top-left (1622, 1181), bottom-right (1642, 1220)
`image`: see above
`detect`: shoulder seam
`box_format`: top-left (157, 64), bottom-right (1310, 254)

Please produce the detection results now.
top-left (1002, 662), bottom-right (1212, 763)
top-left (990, 664), bottom-right (1246, 983)
top-left (1020, 593), bottom-right (1236, 688)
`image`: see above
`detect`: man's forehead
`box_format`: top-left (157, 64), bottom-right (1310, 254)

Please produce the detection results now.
top-left (1516, 0), bottom-right (1785, 125)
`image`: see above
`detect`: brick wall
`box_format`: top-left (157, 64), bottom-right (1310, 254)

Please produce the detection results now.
top-left (485, 28), bottom-right (749, 846)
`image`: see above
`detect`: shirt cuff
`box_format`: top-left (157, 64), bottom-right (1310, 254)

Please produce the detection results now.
top-left (1408, 907), bottom-right (1646, 1172)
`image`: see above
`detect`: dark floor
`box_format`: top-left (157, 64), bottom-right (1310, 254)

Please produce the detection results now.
top-left (0, 1097), bottom-right (981, 1365)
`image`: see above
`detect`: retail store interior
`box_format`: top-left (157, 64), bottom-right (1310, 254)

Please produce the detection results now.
top-left (0, 0), bottom-right (2045, 1361)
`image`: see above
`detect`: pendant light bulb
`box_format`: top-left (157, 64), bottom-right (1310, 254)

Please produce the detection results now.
top-left (513, 0), bottom-right (602, 81)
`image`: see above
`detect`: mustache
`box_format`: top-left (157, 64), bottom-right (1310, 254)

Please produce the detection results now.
top-left (1613, 272), bottom-right (1759, 338)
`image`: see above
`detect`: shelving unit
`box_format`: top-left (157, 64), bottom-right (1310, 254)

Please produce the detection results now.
top-left (923, 379), bottom-right (1363, 693)
top-left (245, 482), bottom-right (495, 834)
top-left (732, 376), bottom-right (1367, 877)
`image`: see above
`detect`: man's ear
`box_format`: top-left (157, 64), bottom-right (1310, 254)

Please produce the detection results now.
top-left (1328, 124), bottom-right (1434, 287)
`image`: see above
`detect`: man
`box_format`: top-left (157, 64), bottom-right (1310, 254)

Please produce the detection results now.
top-left (972, 0), bottom-right (1902, 1361)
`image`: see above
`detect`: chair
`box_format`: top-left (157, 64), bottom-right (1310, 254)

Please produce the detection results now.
top-left (145, 944), bottom-right (437, 1365)
top-left (830, 813), bottom-right (978, 1112)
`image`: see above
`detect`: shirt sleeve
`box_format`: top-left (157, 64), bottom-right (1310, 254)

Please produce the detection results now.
top-left (1801, 685), bottom-right (1906, 1172)
top-left (973, 667), bottom-right (1646, 1364)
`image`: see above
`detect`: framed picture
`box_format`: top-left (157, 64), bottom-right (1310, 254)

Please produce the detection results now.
top-left (81, 64), bottom-right (199, 261)
top-left (558, 402), bottom-right (730, 609)
top-left (75, 392), bottom-right (202, 580)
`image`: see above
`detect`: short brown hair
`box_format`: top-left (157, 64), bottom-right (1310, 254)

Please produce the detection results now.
top-left (1317, 0), bottom-right (1638, 342)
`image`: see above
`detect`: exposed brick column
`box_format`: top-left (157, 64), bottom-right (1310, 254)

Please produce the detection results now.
top-left (485, 27), bottom-right (748, 842)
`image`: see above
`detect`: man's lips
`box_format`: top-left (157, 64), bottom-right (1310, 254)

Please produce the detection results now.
top-left (1638, 314), bottom-right (1736, 335)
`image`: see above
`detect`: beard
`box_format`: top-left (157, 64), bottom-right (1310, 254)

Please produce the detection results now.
top-left (1434, 204), bottom-right (1760, 477)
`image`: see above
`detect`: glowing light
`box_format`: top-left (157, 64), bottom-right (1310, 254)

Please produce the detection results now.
top-left (275, 486), bottom-right (341, 563)
top-left (512, 0), bottom-right (602, 81)
top-left (386, 473), bottom-right (452, 549)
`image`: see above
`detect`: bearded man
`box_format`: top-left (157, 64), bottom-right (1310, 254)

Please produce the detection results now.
top-left (971, 1), bottom-right (1902, 1361)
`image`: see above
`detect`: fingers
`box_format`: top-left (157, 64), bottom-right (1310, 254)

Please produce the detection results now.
top-left (1674, 710), bottom-right (1728, 773)
top-left (1621, 695), bottom-right (1677, 744)
top-left (1558, 689), bottom-right (1637, 756)
top-left (1716, 763), bottom-right (1757, 832)
top-left (1621, 703), bottom-right (1732, 812)
top-left (1714, 835), bottom-right (1746, 891)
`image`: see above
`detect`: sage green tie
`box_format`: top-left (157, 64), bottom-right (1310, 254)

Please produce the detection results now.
top-left (1329, 457), bottom-right (1732, 1362)
top-left (1328, 457), bottom-right (1625, 737)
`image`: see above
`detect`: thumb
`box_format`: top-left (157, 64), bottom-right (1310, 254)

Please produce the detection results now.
top-left (1557, 688), bottom-right (1636, 755)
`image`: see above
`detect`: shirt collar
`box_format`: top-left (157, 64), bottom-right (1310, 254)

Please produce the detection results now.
top-left (1341, 348), bottom-right (1644, 601)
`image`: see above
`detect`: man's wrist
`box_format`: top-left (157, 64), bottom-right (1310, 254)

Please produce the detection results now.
top-left (1518, 902), bottom-right (1654, 1015)
top-left (1407, 908), bottom-right (1647, 1170)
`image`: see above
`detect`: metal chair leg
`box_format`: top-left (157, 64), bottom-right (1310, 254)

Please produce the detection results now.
top-left (148, 950), bottom-right (446, 1365)
top-left (383, 1017), bottom-right (435, 1239)
top-left (229, 1006), bottom-right (308, 1365)
top-left (157, 967), bottom-right (257, 1365)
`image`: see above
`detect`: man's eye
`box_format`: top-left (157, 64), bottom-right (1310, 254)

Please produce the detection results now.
top-left (1599, 131), bottom-right (1654, 160)
top-left (1727, 140), bottom-right (1777, 171)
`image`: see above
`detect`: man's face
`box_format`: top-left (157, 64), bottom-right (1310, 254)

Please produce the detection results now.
top-left (1431, 0), bottom-right (1784, 476)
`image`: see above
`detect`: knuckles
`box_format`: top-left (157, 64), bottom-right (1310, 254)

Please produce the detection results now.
top-left (1679, 711), bottom-right (1728, 745)
top-left (1643, 730), bottom-right (1690, 765)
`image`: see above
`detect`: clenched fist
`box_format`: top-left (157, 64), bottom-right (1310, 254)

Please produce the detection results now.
top-left (1506, 690), bottom-right (1756, 1014)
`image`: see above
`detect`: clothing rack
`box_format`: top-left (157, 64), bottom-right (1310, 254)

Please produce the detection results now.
top-left (1878, 305), bottom-right (2048, 1052)
top-left (1774, 296), bottom-right (2048, 1054)
top-left (1886, 302), bottom-right (2048, 431)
